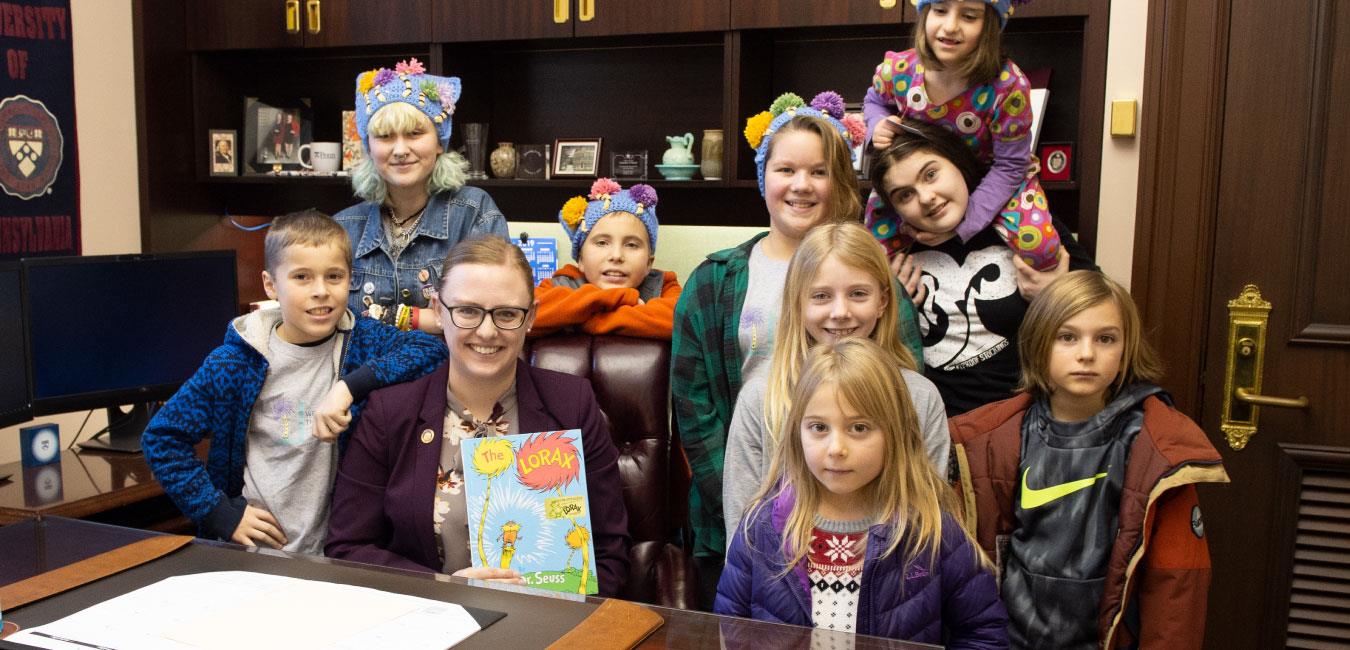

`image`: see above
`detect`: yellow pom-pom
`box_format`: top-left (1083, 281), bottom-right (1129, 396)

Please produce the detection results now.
top-left (561, 196), bottom-right (589, 229)
top-left (357, 71), bottom-right (376, 95)
top-left (744, 111), bottom-right (773, 149)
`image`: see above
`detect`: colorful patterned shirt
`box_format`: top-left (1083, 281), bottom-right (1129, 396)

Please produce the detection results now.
top-left (809, 516), bottom-right (871, 633)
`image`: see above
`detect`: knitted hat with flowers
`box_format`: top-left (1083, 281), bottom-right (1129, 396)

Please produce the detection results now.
top-left (354, 58), bottom-right (459, 150)
top-left (912, 0), bottom-right (1031, 29)
top-left (558, 179), bottom-right (660, 262)
top-left (743, 91), bottom-right (868, 195)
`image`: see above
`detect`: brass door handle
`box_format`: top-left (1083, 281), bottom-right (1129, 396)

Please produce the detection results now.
top-left (1234, 387), bottom-right (1308, 409)
top-left (285, 0), bottom-right (300, 34)
top-left (553, 0), bottom-right (569, 24)
top-left (879, 0), bottom-right (898, 8)
top-left (579, 0), bottom-right (594, 22)
top-left (306, 0), bottom-right (321, 34)
top-left (1219, 285), bottom-right (1311, 450)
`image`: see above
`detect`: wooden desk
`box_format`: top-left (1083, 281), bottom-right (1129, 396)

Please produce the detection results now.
top-left (0, 518), bottom-right (935, 649)
top-left (0, 447), bottom-right (198, 530)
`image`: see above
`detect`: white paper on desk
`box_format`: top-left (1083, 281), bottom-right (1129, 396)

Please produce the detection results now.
top-left (7, 571), bottom-right (482, 650)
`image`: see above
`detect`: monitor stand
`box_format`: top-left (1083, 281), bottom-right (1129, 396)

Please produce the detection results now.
top-left (77, 403), bottom-right (156, 454)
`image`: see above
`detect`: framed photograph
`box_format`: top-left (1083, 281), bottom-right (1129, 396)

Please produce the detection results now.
top-left (610, 150), bottom-right (648, 180)
top-left (552, 138), bottom-right (602, 178)
top-left (242, 97), bottom-right (313, 173)
top-left (208, 129), bottom-right (237, 177)
top-left (1039, 142), bottom-right (1073, 182)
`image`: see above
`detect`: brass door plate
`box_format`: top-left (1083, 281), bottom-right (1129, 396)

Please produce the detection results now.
top-left (1219, 285), bottom-right (1271, 450)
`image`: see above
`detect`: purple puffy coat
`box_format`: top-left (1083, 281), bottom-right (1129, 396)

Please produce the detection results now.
top-left (715, 489), bottom-right (1009, 648)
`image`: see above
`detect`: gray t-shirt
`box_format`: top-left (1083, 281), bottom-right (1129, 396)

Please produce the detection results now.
top-left (241, 326), bottom-right (340, 555)
top-left (722, 367), bottom-right (950, 546)
top-left (738, 242), bottom-right (791, 384)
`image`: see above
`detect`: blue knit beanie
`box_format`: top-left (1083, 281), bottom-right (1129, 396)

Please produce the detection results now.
top-left (354, 58), bottom-right (459, 150)
top-left (913, 0), bottom-right (1029, 29)
top-left (558, 179), bottom-right (660, 262)
top-left (744, 91), bottom-right (867, 195)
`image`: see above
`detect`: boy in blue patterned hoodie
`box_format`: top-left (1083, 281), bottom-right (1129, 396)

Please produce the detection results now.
top-left (143, 210), bottom-right (447, 554)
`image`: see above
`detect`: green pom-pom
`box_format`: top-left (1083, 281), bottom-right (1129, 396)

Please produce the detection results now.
top-left (769, 93), bottom-right (805, 117)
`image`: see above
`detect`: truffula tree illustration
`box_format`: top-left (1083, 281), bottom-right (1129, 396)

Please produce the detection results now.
top-left (517, 430), bottom-right (591, 594)
top-left (471, 438), bottom-right (515, 567)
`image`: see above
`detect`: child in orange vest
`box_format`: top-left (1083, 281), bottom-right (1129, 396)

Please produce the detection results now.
top-left (530, 179), bottom-right (682, 339)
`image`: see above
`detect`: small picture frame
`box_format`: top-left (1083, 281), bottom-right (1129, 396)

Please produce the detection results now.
top-left (610, 150), bottom-right (648, 180)
top-left (242, 97), bottom-right (313, 173)
top-left (552, 138), bottom-right (602, 178)
top-left (516, 144), bottom-right (548, 179)
top-left (1039, 142), bottom-right (1073, 182)
top-left (209, 129), bottom-right (237, 177)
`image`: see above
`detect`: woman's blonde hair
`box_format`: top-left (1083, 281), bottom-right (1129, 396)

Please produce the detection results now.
top-left (763, 222), bottom-right (916, 439)
top-left (912, 3), bottom-right (1004, 84)
top-left (350, 102), bottom-right (469, 204)
top-left (1017, 270), bottom-right (1164, 398)
top-left (763, 114), bottom-right (863, 224)
top-left (751, 338), bottom-right (962, 573)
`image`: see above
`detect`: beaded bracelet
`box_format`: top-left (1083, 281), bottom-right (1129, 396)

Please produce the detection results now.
top-left (395, 304), bottom-right (412, 331)
top-left (410, 306), bottom-right (421, 331)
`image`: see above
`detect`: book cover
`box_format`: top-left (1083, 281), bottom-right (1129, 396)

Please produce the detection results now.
top-left (460, 429), bottom-right (598, 595)
top-left (341, 110), bottom-right (363, 171)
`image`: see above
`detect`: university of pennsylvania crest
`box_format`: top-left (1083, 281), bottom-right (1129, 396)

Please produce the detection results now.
top-left (0, 94), bottom-right (63, 200)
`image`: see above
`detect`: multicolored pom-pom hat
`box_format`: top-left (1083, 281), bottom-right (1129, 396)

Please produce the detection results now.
top-left (354, 58), bottom-right (459, 150)
top-left (743, 91), bottom-right (867, 195)
top-left (558, 179), bottom-right (660, 261)
top-left (912, 0), bottom-right (1032, 29)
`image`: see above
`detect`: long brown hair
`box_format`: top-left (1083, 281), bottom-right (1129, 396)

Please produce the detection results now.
top-left (912, 3), bottom-right (1004, 84)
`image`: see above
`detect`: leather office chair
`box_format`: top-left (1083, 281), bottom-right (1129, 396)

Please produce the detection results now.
top-left (527, 334), bottom-right (699, 609)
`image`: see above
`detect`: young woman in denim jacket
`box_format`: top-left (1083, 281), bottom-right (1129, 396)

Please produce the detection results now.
top-left (337, 59), bottom-right (507, 334)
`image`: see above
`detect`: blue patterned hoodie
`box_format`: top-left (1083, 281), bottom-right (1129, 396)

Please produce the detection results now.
top-left (142, 308), bottom-right (446, 540)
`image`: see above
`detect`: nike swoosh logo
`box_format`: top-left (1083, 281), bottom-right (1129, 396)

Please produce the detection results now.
top-left (1020, 468), bottom-right (1109, 509)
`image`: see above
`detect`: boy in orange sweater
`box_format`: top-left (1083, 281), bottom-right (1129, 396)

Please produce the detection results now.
top-left (530, 179), bottom-right (682, 339)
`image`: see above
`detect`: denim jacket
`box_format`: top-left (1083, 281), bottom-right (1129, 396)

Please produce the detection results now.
top-left (335, 186), bottom-right (508, 317)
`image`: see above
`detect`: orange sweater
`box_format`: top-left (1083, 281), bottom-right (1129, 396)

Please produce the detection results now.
top-left (530, 264), bottom-right (682, 340)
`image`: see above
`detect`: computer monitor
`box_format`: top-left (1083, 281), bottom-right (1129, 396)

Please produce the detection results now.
top-left (23, 251), bottom-right (239, 452)
top-left (0, 261), bottom-right (32, 430)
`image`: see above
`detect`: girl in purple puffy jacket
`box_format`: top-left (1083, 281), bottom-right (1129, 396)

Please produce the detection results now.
top-left (716, 338), bottom-right (1009, 648)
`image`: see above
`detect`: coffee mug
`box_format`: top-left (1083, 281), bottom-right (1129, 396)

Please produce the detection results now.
top-left (299, 141), bottom-right (341, 172)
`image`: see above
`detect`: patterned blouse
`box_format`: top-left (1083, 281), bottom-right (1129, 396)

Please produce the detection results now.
top-left (433, 386), bottom-right (518, 572)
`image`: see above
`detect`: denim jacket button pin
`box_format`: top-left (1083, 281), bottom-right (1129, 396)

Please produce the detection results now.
top-left (363, 282), bottom-right (375, 294)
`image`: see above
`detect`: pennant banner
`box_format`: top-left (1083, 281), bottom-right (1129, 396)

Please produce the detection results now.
top-left (0, 0), bottom-right (78, 259)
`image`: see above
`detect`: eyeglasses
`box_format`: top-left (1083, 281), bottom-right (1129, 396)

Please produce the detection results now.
top-left (440, 303), bottom-right (531, 330)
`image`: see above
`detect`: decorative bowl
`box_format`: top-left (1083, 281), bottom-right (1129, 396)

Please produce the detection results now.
top-left (654, 163), bottom-right (700, 180)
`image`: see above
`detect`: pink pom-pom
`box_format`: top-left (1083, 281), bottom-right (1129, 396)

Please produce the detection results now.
top-left (842, 114), bottom-right (867, 148)
top-left (810, 91), bottom-right (846, 120)
top-left (589, 178), bottom-right (622, 199)
top-left (395, 58), bottom-right (426, 76)
top-left (629, 184), bottom-right (658, 209)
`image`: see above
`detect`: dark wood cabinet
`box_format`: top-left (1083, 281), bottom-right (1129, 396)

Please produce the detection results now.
top-left (436, 1), bottom-right (728, 42)
top-left (142, 0), bottom-right (1108, 252)
top-left (731, 0), bottom-right (909, 29)
top-left (187, 0), bottom-right (430, 50)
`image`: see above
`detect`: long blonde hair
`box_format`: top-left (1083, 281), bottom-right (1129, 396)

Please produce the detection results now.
top-left (752, 338), bottom-right (958, 572)
top-left (763, 223), bottom-right (917, 439)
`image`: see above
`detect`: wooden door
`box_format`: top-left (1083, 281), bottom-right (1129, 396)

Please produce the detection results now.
top-left (434, 0), bottom-right (573, 42)
top-left (730, 0), bottom-right (907, 29)
top-left (1135, 1), bottom-right (1350, 647)
top-left (301, 0), bottom-right (432, 47)
top-left (573, 0), bottom-right (729, 37)
top-left (186, 0), bottom-right (298, 50)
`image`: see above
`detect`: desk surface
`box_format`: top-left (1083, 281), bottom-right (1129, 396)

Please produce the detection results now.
top-left (0, 445), bottom-right (204, 527)
top-left (0, 518), bottom-right (934, 649)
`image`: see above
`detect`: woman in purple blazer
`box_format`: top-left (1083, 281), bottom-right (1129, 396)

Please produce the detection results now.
top-left (326, 237), bottom-right (630, 596)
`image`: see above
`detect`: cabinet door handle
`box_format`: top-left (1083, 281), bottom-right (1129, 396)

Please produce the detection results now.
top-left (879, 0), bottom-right (897, 8)
top-left (285, 0), bottom-right (300, 34)
top-left (553, 0), bottom-right (569, 24)
top-left (579, 0), bottom-right (594, 22)
top-left (306, 0), bottom-right (321, 34)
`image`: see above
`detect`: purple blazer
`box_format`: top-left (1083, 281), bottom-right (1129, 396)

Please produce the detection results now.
top-left (325, 360), bottom-right (631, 596)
